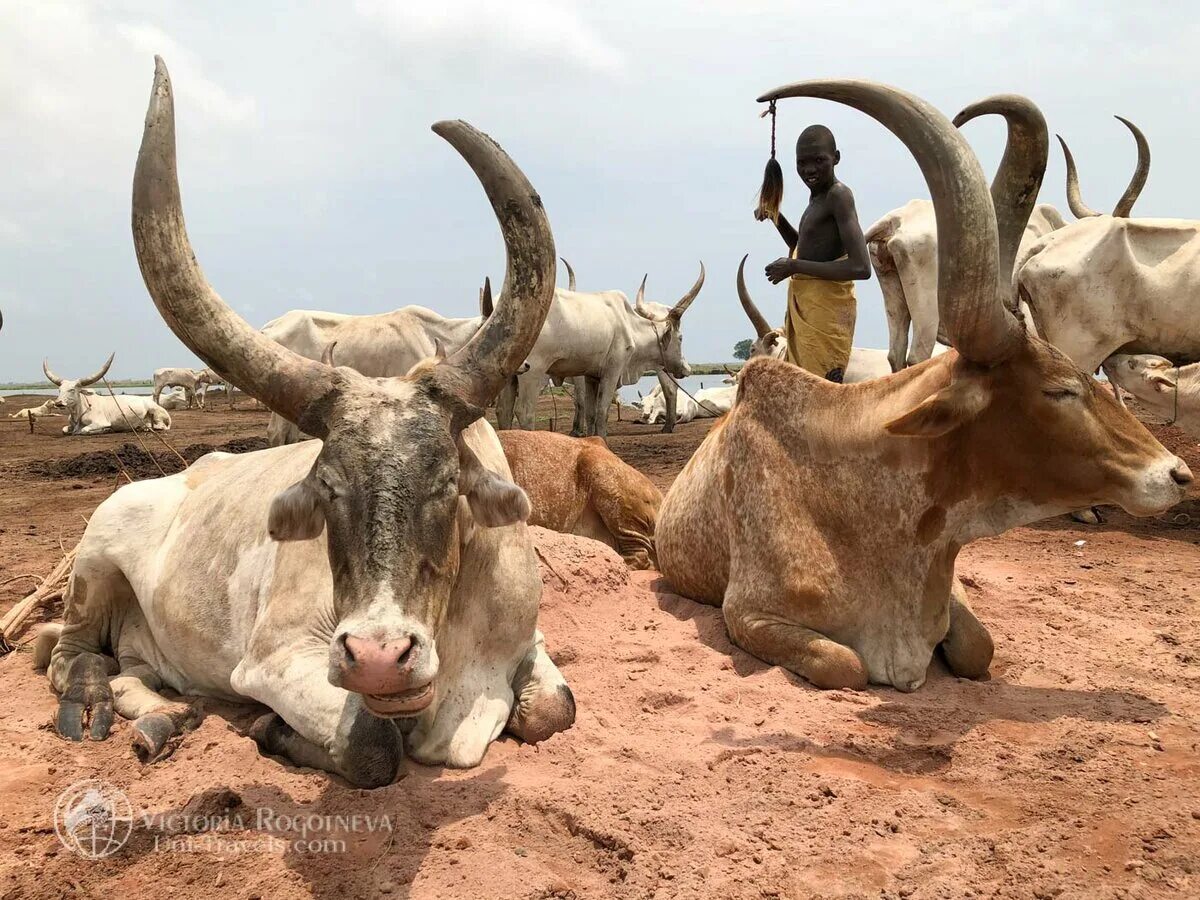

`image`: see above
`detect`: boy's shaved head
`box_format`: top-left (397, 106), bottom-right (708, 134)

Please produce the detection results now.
top-left (798, 124), bottom-right (837, 153)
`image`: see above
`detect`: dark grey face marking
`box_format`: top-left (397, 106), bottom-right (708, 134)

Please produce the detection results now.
top-left (303, 380), bottom-right (465, 629)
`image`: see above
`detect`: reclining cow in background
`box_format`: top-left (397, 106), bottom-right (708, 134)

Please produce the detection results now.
top-left (638, 381), bottom-right (736, 425)
top-left (866, 200), bottom-right (1064, 371)
top-left (40, 58), bottom-right (574, 787)
top-left (44, 354), bottom-right (171, 435)
top-left (10, 399), bottom-right (63, 420)
top-left (1104, 353), bottom-right (1199, 438)
top-left (734, 254), bottom-right (941, 381)
top-left (157, 388), bottom-right (190, 411)
top-left (657, 83), bottom-right (1192, 694)
top-left (490, 266), bottom-right (704, 438)
top-left (1016, 116), bottom-right (1200, 375)
top-left (497, 430), bottom-right (662, 569)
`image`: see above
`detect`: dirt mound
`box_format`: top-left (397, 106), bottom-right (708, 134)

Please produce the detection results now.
top-left (23, 437), bottom-right (269, 480)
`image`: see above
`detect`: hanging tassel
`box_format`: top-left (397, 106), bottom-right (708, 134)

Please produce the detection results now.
top-left (754, 100), bottom-right (783, 223)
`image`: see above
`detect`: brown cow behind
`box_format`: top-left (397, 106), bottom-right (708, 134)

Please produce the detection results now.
top-left (497, 431), bottom-right (662, 569)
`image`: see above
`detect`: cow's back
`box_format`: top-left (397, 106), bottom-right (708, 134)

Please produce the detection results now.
top-left (496, 430), bottom-right (588, 532)
top-left (1019, 217), bottom-right (1200, 370)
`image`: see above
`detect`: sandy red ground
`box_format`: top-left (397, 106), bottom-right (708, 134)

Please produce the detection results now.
top-left (1, 395), bottom-right (1198, 899)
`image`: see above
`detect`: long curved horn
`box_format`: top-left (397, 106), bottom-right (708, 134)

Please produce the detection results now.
top-left (479, 277), bottom-right (494, 317)
top-left (953, 95), bottom-right (1048, 293)
top-left (634, 274), bottom-right (649, 317)
top-left (1058, 135), bottom-right (1101, 219)
top-left (1112, 115), bottom-right (1150, 218)
top-left (429, 120), bottom-right (556, 410)
top-left (759, 80), bottom-right (1019, 365)
top-left (77, 352), bottom-right (116, 387)
top-left (736, 254), bottom-right (771, 338)
top-left (669, 262), bottom-right (705, 319)
top-left (561, 257), bottom-right (576, 291)
top-left (132, 57), bottom-right (336, 437)
top-left (42, 359), bottom-right (64, 386)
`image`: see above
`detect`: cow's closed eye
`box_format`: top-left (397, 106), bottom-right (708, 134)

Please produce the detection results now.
top-left (1042, 388), bottom-right (1079, 401)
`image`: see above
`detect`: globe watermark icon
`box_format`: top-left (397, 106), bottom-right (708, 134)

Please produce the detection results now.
top-left (53, 779), bottom-right (134, 859)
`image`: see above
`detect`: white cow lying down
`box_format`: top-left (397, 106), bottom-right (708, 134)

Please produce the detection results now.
top-left (44, 354), bottom-right (171, 435)
top-left (1103, 354), bottom-right (1199, 438)
top-left (42, 60), bottom-right (573, 788)
top-left (158, 388), bottom-right (190, 411)
top-left (10, 399), bottom-right (64, 420)
top-left (636, 382), bottom-right (737, 425)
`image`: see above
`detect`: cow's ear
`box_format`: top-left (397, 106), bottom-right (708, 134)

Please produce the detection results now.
top-left (885, 380), bottom-right (989, 438)
top-left (1149, 373), bottom-right (1176, 394)
top-left (268, 480), bottom-right (325, 541)
top-left (458, 438), bottom-right (529, 528)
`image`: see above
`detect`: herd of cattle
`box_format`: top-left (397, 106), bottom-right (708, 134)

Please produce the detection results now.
top-left (15, 60), bottom-right (1197, 787)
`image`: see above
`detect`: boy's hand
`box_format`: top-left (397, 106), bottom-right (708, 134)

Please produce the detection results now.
top-left (765, 258), bottom-right (795, 284)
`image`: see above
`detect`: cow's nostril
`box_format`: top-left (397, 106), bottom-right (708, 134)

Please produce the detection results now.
top-left (338, 632), bottom-right (355, 663)
top-left (1171, 460), bottom-right (1194, 486)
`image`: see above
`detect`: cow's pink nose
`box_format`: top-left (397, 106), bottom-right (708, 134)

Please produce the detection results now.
top-left (340, 634), bottom-right (415, 695)
top-left (1171, 460), bottom-right (1194, 487)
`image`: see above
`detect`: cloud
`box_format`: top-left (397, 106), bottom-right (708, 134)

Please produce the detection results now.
top-left (115, 24), bottom-right (256, 127)
top-left (0, 217), bottom-right (29, 246)
top-left (355, 0), bottom-right (624, 75)
top-left (0, 1), bottom-right (255, 187)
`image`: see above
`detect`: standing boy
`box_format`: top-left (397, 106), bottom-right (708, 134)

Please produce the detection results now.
top-left (761, 125), bottom-right (871, 382)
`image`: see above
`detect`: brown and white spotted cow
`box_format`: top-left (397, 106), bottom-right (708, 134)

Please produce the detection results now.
top-left (656, 83), bottom-right (1192, 693)
top-left (39, 57), bottom-right (574, 787)
top-left (497, 430), bottom-right (662, 569)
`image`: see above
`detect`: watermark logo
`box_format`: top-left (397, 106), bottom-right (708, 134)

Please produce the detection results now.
top-left (52, 781), bottom-right (392, 859)
top-left (54, 779), bottom-right (134, 859)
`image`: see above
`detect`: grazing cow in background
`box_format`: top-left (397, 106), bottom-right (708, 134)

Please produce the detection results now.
top-left (734, 254), bottom-right (944, 381)
top-left (657, 83), bottom-right (1191, 695)
top-left (42, 59), bottom-right (573, 786)
top-left (491, 266), bottom-right (704, 438)
top-left (1017, 117), bottom-right (1200, 374)
top-left (1104, 354), bottom-right (1200, 437)
top-left (497, 430), bottom-right (662, 569)
top-left (44, 354), bottom-right (171, 435)
top-left (866, 200), bottom-right (1064, 371)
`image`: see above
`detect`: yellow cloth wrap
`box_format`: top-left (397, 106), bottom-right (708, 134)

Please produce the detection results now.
top-left (784, 253), bottom-right (857, 382)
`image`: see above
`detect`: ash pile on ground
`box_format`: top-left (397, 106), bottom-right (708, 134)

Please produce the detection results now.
top-left (23, 437), bottom-right (269, 480)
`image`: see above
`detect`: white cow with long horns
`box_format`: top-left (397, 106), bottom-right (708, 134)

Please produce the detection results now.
top-left (490, 266), bottom-right (705, 438)
top-left (43, 354), bottom-right (171, 435)
top-left (1017, 117), bottom-right (1200, 374)
top-left (40, 58), bottom-right (574, 787)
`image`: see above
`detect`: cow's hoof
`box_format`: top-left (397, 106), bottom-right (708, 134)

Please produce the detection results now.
top-left (132, 712), bottom-right (181, 763)
top-left (56, 653), bottom-right (114, 742)
top-left (248, 711), bottom-right (284, 750)
top-left (1070, 507), bottom-right (1102, 525)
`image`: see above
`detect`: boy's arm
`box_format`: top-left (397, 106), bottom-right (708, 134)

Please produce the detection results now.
top-left (766, 188), bottom-right (873, 283)
top-left (771, 213), bottom-right (798, 251)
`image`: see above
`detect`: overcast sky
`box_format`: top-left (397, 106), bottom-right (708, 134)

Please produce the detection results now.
top-left (2, 1), bottom-right (1197, 382)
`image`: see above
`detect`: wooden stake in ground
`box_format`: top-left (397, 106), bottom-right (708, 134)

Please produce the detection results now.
top-left (0, 544), bottom-right (78, 653)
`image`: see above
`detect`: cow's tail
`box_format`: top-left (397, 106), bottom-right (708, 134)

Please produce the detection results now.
top-left (32, 623), bottom-right (63, 670)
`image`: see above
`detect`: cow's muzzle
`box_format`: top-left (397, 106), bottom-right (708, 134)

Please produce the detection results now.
top-left (334, 633), bottom-right (433, 716)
